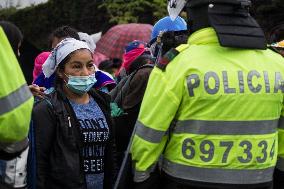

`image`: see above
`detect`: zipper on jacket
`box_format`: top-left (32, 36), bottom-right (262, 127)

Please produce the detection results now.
top-left (68, 116), bottom-right (72, 135)
top-left (65, 100), bottom-right (87, 188)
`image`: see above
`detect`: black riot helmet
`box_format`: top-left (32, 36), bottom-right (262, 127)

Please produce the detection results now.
top-left (168, 0), bottom-right (267, 49)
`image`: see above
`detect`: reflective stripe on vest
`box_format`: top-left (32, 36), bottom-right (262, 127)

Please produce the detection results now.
top-left (162, 158), bottom-right (274, 184)
top-left (0, 84), bottom-right (33, 116)
top-left (173, 120), bottom-right (278, 135)
top-left (277, 157), bottom-right (284, 171)
top-left (133, 163), bottom-right (156, 182)
top-left (135, 121), bottom-right (166, 143)
top-left (0, 138), bottom-right (29, 153)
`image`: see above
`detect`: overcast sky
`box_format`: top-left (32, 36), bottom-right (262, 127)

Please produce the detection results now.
top-left (0, 0), bottom-right (48, 9)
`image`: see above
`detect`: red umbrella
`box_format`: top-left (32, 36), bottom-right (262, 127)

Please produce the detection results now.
top-left (96, 23), bottom-right (153, 59)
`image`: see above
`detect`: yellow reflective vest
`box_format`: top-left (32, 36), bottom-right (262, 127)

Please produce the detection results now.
top-left (131, 28), bottom-right (284, 185)
top-left (0, 27), bottom-right (33, 143)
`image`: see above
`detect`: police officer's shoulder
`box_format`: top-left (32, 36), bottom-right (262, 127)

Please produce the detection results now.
top-left (156, 44), bottom-right (189, 71)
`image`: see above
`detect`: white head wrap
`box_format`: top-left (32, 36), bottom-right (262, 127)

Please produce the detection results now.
top-left (42, 38), bottom-right (91, 78)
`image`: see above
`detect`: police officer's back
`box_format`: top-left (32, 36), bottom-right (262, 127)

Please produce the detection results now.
top-left (130, 0), bottom-right (284, 189)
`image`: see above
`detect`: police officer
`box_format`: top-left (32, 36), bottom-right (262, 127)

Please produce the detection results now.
top-left (130, 0), bottom-right (284, 189)
top-left (0, 25), bottom-right (33, 159)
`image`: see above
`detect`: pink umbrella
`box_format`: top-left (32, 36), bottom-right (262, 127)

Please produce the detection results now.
top-left (96, 23), bottom-right (153, 59)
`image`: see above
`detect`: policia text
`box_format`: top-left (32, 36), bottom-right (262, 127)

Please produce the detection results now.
top-left (187, 70), bottom-right (284, 96)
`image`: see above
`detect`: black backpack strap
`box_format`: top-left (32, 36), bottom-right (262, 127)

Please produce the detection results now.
top-left (120, 64), bottom-right (154, 104)
top-left (112, 64), bottom-right (154, 108)
top-left (38, 95), bottom-right (58, 118)
top-left (114, 73), bottom-right (135, 108)
top-left (137, 64), bottom-right (155, 70)
top-left (110, 76), bottom-right (130, 107)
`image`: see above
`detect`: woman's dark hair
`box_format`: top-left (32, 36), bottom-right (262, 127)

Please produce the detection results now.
top-left (54, 53), bottom-right (73, 88)
top-left (49, 26), bottom-right (79, 48)
top-left (112, 58), bottom-right (122, 69)
top-left (0, 21), bottom-right (23, 56)
top-left (98, 60), bottom-right (113, 71)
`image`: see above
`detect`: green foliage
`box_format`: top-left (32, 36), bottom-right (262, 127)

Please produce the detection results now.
top-left (0, 7), bottom-right (17, 19)
top-left (100, 0), bottom-right (167, 24)
top-left (0, 0), bottom-right (168, 49)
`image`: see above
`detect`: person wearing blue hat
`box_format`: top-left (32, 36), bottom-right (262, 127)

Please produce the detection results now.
top-left (149, 16), bottom-right (187, 59)
top-left (151, 16), bottom-right (187, 42)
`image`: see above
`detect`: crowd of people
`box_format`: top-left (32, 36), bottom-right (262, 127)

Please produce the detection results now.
top-left (0, 0), bottom-right (284, 189)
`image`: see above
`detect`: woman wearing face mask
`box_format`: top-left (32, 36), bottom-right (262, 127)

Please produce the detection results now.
top-left (32, 38), bottom-right (117, 189)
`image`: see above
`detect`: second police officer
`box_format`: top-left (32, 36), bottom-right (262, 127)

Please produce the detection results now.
top-left (130, 0), bottom-right (284, 189)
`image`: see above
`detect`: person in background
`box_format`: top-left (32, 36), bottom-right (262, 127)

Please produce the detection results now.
top-left (99, 59), bottom-right (122, 83)
top-left (270, 39), bottom-right (284, 57)
top-left (253, 1), bottom-right (284, 58)
top-left (33, 38), bottom-right (117, 189)
top-left (110, 41), bottom-right (155, 165)
top-left (28, 27), bottom-right (96, 189)
top-left (268, 24), bottom-right (284, 44)
top-left (0, 21), bottom-right (23, 57)
top-left (49, 25), bottom-right (80, 49)
top-left (149, 16), bottom-right (187, 58)
top-left (112, 58), bottom-right (122, 76)
top-left (30, 26), bottom-right (81, 97)
top-left (268, 24), bottom-right (284, 57)
top-left (99, 60), bottom-right (114, 75)
top-left (0, 21), bottom-right (34, 189)
top-left (32, 27), bottom-right (116, 95)
top-left (32, 52), bottom-right (51, 82)
top-left (78, 31), bottom-right (116, 93)
top-left (78, 32), bottom-right (97, 54)
top-left (115, 40), bottom-right (151, 83)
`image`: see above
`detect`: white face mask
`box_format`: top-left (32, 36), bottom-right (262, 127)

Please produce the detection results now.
top-left (65, 73), bottom-right (97, 95)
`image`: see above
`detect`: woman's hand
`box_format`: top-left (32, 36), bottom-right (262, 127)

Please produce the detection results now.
top-left (29, 84), bottom-right (46, 98)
